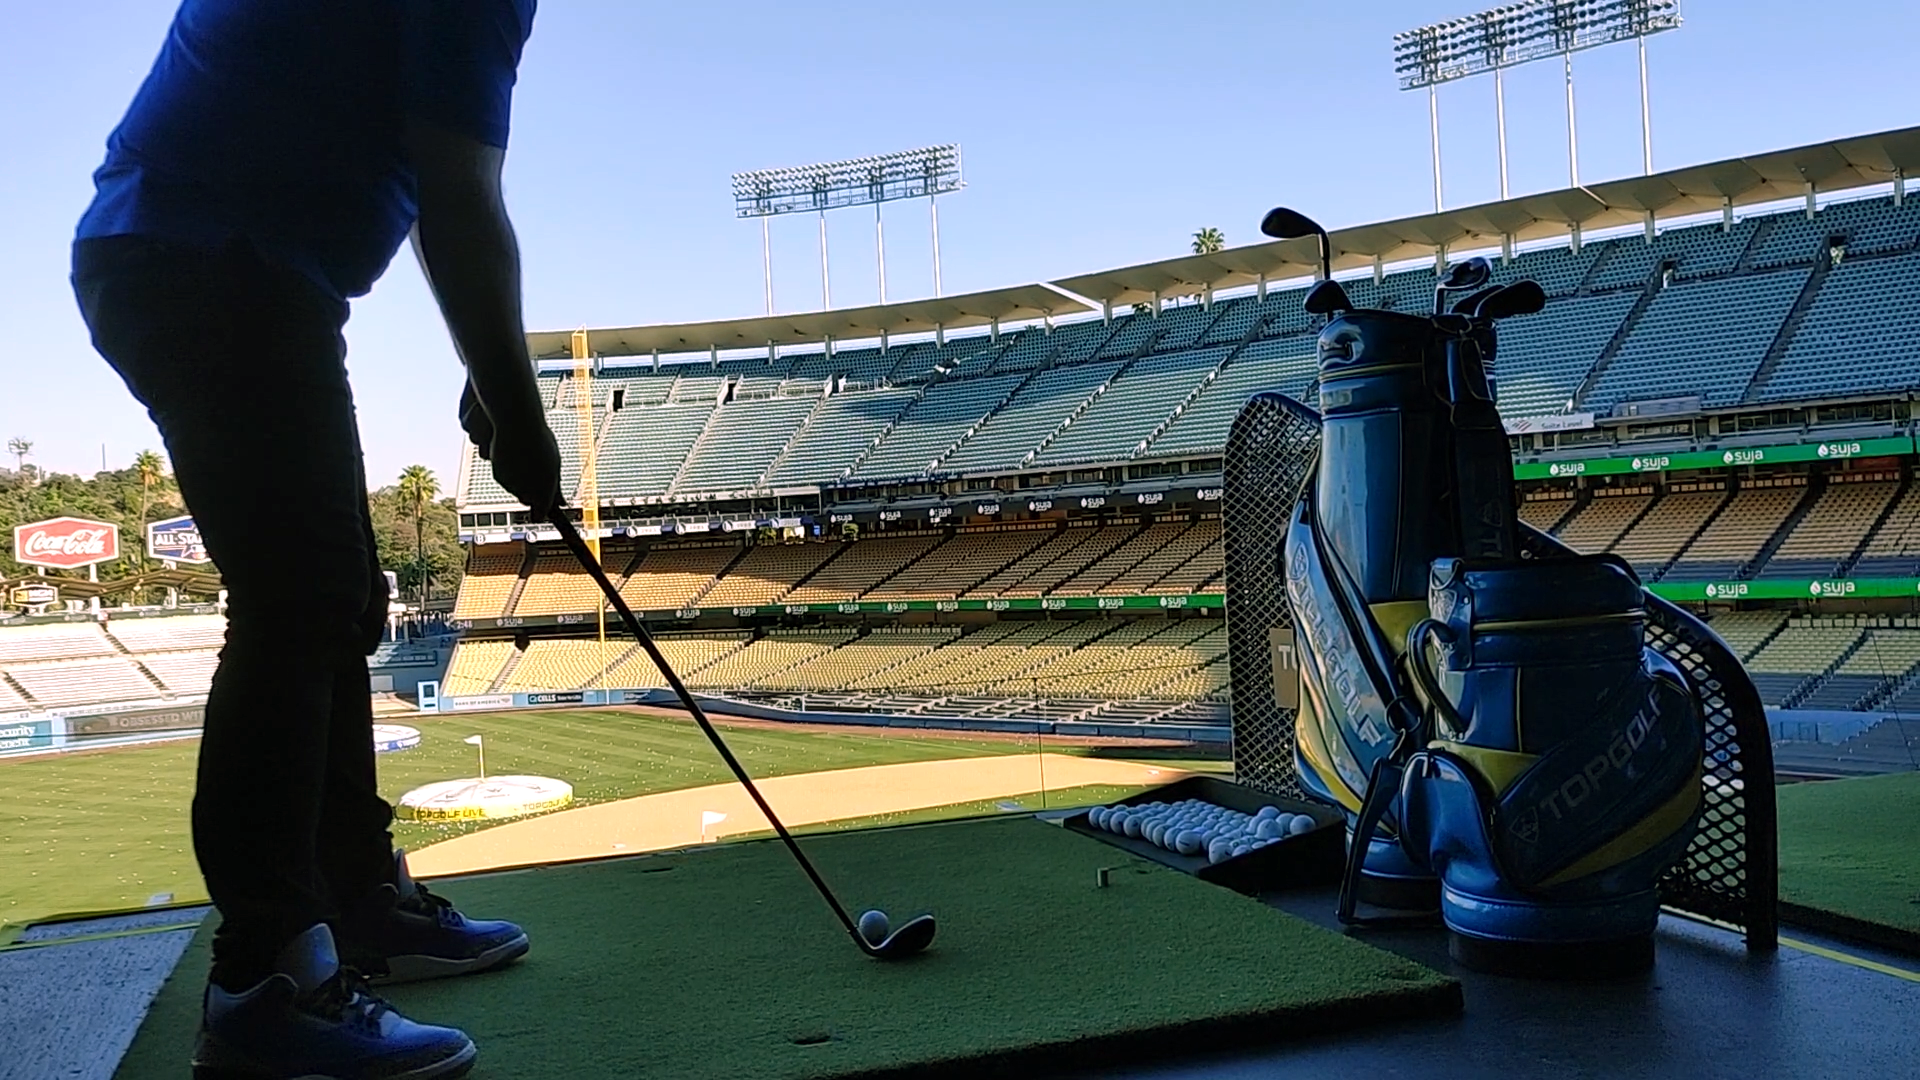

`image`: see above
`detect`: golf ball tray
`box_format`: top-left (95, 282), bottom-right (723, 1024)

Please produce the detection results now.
top-left (1064, 775), bottom-right (1344, 895)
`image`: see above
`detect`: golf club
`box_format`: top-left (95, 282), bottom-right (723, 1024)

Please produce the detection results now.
top-left (1433, 256), bottom-right (1492, 315)
top-left (545, 510), bottom-right (936, 961)
top-left (1263, 207), bottom-right (1352, 314)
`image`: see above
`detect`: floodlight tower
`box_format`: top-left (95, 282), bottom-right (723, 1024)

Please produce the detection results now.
top-left (1394, 1), bottom-right (1683, 204)
top-left (731, 145), bottom-right (966, 315)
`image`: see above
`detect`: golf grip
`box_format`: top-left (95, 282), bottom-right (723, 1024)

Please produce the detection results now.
top-left (546, 512), bottom-right (863, 940)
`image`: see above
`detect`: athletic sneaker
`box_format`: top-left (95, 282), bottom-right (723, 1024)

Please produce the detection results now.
top-left (192, 923), bottom-right (476, 1080)
top-left (338, 850), bottom-right (530, 985)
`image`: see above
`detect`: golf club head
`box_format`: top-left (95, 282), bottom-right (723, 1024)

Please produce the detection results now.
top-left (1451, 284), bottom-right (1502, 316)
top-left (1261, 206), bottom-right (1322, 241)
top-left (1304, 278), bottom-right (1352, 316)
top-left (1441, 256), bottom-right (1494, 291)
top-left (1475, 279), bottom-right (1546, 320)
top-left (864, 913), bottom-right (937, 960)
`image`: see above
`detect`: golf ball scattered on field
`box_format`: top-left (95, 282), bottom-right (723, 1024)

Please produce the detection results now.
top-left (858, 910), bottom-right (890, 945)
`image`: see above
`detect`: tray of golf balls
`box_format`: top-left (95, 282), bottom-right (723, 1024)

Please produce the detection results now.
top-left (1063, 775), bottom-right (1344, 895)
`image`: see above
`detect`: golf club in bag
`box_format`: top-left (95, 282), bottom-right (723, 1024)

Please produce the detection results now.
top-left (1266, 207), bottom-right (1707, 975)
top-left (545, 510), bottom-right (935, 961)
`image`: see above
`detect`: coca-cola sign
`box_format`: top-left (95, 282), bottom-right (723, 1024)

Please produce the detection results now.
top-left (14, 517), bottom-right (121, 571)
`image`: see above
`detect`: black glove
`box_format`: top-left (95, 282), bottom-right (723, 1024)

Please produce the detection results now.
top-left (460, 378), bottom-right (562, 516)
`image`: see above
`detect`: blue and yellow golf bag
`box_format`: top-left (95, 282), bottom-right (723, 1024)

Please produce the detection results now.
top-left (1284, 268), bottom-right (1707, 974)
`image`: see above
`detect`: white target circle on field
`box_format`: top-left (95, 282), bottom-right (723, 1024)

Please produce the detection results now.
top-left (372, 724), bottom-right (422, 754)
top-left (396, 776), bottom-right (575, 822)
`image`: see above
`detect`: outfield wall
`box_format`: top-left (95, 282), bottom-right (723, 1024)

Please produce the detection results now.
top-left (0, 700), bottom-right (207, 758)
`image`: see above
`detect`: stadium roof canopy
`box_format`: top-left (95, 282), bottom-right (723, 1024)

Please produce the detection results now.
top-left (532, 125), bottom-right (1920, 357)
top-left (527, 282), bottom-right (1099, 362)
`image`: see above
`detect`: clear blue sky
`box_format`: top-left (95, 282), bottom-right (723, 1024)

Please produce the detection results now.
top-left (3, 1), bottom-right (1913, 488)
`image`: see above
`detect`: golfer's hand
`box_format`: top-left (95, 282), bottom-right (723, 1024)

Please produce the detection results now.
top-left (461, 380), bottom-right (562, 514)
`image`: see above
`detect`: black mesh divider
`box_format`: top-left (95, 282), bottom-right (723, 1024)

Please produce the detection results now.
top-left (1222, 392), bottom-right (1778, 951)
top-left (1222, 392), bottom-right (1322, 799)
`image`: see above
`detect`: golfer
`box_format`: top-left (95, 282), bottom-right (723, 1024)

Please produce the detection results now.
top-left (72, 2), bottom-right (557, 1076)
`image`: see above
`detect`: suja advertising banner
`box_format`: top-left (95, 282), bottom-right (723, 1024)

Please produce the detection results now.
top-left (146, 515), bottom-right (211, 564)
top-left (13, 516), bottom-right (120, 571)
top-left (1650, 577), bottom-right (1920, 602)
top-left (1514, 435), bottom-right (1915, 481)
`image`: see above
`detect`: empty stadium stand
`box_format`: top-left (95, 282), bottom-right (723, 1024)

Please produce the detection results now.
top-left (1760, 476), bottom-right (1897, 578)
top-left (1660, 481), bottom-right (1807, 582)
top-left (1607, 486), bottom-right (1725, 578)
top-left (1850, 482), bottom-right (1920, 577)
top-left (1703, 610), bottom-right (1787, 663)
top-left (1553, 488), bottom-right (1653, 552)
top-left (453, 548), bottom-right (524, 619)
top-left (1745, 618), bottom-right (1866, 707)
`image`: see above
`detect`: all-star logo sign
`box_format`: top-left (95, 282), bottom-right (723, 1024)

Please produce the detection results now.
top-left (14, 517), bottom-right (120, 571)
top-left (146, 515), bottom-right (211, 565)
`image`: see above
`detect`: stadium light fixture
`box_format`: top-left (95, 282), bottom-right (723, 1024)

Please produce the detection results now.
top-left (1394, 1), bottom-right (1682, 205)
top-left (731, 145), bottom-right (966, 316)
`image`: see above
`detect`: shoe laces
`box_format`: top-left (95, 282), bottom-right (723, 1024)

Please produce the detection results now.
top-left (305, 966), bottom-right (395, 1034)
top-left (399, 882), bottom-right (465, 929)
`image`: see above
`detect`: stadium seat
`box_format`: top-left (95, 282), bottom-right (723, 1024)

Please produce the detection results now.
top-left (671, 396), bottom-right (821, 495)
top-left (514, 547), bottom-right (629, 617)
top-left (1488, 292), bottom-right (1639, 420)
top-left (853, 374), bottom-right (1024, 482)
top-left (1704, 609), bottom-right (1788, 662)
top-left (617, 543), bottom-right (736, 610)
top-left (1517, 493), bottom-right (1577, 533)
top-left (1608, 487), bottom-right (1727, 579)
top-left (441, 640), bottom-right (516, 695)
top-left (1760, 253), bottom-right (1920, 403)
top-left (1580, 269), bottom-right (1808, 414)
top-left (1032, 348), bottom-right (1226, 468)
top-left (863, 529), bottom-right (1050, 600)
top-left (996, 523), bottom-right (1137, 598)
top-left (1757, 477), bottom-right (1897, 578)
top-left (1139, 336), bottom-right (1317, 459)
top-left (783, 535), bottom-right (944, 603)
top-left (1665, 482), bottom-right (1807, 580)
top-left (938, 360), bottom-right (1125, 474)
top-left (1552, 489), bottom-right (1653, 553)
top-left (452, 546), bottom-right (524, 619)
top-left (764, 388), bottom-right (917, 485)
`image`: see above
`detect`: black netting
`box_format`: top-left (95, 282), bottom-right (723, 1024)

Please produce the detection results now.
top-left (1222, 392), bottom-right (1322, 799)
top-left (1223, 392), bottom-right (1778, 950)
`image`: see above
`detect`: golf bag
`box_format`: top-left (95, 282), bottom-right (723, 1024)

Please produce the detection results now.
top-left (1283, 268), bottom-right (1706, 973)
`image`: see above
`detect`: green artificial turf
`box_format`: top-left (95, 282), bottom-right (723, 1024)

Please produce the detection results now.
top-left (731, 782), bottom-right (1155, 840)
top-left (0, 709), bottom-right (1080, 937)
top-left (117, 817), bottom-right (1458, 1080)
top-left (1776, 772), bottom-right (1920, 946)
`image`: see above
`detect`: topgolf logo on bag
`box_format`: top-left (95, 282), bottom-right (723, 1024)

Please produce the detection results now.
top-left (14, 517), bottom-right (120, 570)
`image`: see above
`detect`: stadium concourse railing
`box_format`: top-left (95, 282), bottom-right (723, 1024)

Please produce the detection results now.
top-left (444, 590), bottom-right (1221, 633)
top-left (420, 684), bottom-right (1230, 746)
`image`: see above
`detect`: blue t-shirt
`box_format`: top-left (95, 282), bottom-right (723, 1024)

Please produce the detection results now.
top-left (77, 0), bottom-right (536, 300)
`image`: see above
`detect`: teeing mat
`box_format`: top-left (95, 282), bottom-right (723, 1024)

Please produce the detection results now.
top-left (117, 817), bottom-right (1459, 1079)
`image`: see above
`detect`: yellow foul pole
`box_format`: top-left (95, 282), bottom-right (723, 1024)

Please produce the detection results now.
top-left (570, 329), bottom-right (605, 688)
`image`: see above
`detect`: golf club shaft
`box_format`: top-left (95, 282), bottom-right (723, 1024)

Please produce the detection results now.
top-left (547, 513), bottom-right (862, 939)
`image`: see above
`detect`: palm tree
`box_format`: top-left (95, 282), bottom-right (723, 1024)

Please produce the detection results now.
top-left (7, 437), bottom-right (31, 479)
top-left (397, 465), bottom-right (440, 602)
top-left (1191, 227), bottom-right (1226, 255)
top-left (133, 449), bottom-right (166, 570)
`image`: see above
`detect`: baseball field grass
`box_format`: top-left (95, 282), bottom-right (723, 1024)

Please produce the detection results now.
top-left (0, 708), bottom-right (1220, 937)
top-left (1776, 771), bottom-right (1920, 941)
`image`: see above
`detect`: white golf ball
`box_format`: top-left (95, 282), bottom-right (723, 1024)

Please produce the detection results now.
top-left (1145, 821), bottom-right (1167, 847)
top-left (1254, 819), bottom-right (1279, 841)
top-left (1123, 815), bottom-right (1144, 839)
top-left (1287, 815), bottom-right (1314, 836)
top-left (1174, 830), bottom-right (1203, 856)
top-left (1089, 806), bottom-right (1109, 829)
top-left (1255, 806), bottom-right (1280, 821)
top-left (1207, 839), bottom-right (1233, 864)
top-left (1232, 842), bottom-right (1252, 858)
top-left (858, 909), bottom-right (890, 945)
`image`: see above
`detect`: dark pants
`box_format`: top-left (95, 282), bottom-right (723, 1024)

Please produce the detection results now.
top-left (73, 235), bottom-right (396, 989)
